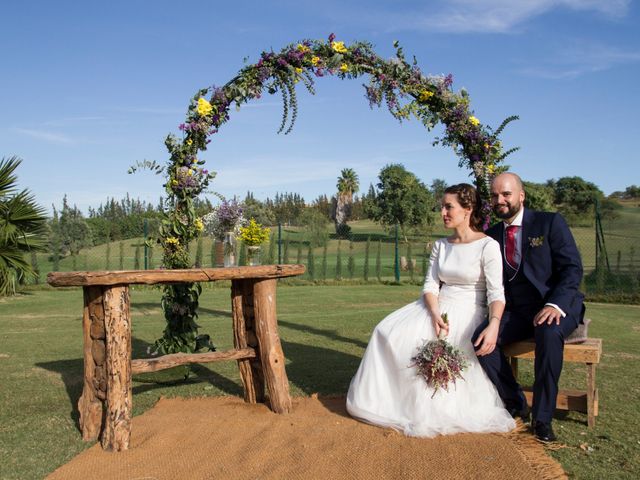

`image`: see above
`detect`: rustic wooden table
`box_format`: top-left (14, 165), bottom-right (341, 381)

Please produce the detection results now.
top-left (47, 264), bottom-right (305, 451)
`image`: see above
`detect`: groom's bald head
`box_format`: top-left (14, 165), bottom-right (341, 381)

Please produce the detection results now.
top-left (491, 172), bottom-right (525, 221)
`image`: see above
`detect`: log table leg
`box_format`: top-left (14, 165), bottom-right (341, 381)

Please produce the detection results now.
top-left (232, 279), bottom-right (264, 403)
top-left (101, 285), bottom-right (132, 451)
top-left (78, 286), bottom-right (106, 441)
top-left (252, 278), bottom-right (291, 413)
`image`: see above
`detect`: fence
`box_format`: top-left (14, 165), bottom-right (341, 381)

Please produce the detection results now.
top-left (28, 205), bottom-right (640, 301)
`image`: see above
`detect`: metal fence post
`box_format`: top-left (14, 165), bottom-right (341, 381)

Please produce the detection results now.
top-left (143, 218), bottom-right (148, 270)
top-left (394, 224), bottom-right (400, 283)
top-left (278, 223), bottom-right (282, 264)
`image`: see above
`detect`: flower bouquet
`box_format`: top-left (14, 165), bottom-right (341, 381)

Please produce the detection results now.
top-left (203, 199), bottom-right (246, 267)
top-left (202, 199), bottom-right (246, 240)
top-left (239, 219), bottom-right (270, 266)
top-left (410, 313), bottom-right (469, 398)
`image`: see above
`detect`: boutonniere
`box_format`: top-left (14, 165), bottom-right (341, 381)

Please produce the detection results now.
top-left (528, 235), bottom-right (544, 248)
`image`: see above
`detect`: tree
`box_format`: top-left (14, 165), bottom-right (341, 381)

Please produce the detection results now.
top-left (624, 185), bottom-right (640, 199)
top-left (243, 192), bottom-right (275, 226)
top-left (552, 176), bottom-right (603, 224)
top-left (0, 156), bottom-right (47, 296)
top-left (51, 196), bottom-right (92, 257)
top-left (367, 164), bottom-right (435, 239)
top-left (430, 178), bottom-right (448, 209)
top-left (523, 181), bottom-right (555, 212)
top-left (299, 208), bottom-right (330, 248)
top-left (333, 168), bottom-right (359, 236)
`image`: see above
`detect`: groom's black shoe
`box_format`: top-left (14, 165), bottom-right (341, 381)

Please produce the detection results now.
top-left (508, 404), bottom-right (530, 423)
top-left (533, 421), bottom-right (557, 443)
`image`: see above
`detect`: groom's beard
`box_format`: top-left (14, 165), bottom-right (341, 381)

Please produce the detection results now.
top-left (492, 201), bottom-right (521, 220)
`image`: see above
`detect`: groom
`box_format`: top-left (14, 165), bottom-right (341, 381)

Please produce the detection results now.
top-left (473, 172), bottom-right (585, 442)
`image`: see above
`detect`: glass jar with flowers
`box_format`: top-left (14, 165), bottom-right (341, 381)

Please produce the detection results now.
top-left (239, 219), bottom-right (270, 266)
top-left (203, 199), bottom-right (245, 267)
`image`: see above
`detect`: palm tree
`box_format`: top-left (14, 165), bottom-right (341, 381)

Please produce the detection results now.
top-left (0, 156), bottom-right (48, 295)
top-left (334, 168), bottom-right (359, 236)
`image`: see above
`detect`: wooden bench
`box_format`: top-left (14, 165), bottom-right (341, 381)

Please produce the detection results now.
top-left (47, 265), bottom-right (305, 451)
top-left (503, 338), bottom-right (602, 427)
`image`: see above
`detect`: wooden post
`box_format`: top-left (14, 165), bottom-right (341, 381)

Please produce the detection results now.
top-left (510, 357), bottom-right (518, 379)
top-left (78, 286), bottom-right (105, 441)
top-left (252, 278), bottom-right (291, 413)
top-left (101, 286), bottom-right (132, 451)
top-left (587, 362), bottom-right (597, 427)
top-left (231, 279), bottom-right (264, 403)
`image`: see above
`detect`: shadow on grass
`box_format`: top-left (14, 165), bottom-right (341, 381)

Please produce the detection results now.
top-left (35, 358), bottom-right (84, 430)
top-left (130, 337), bottom-right (242, 397)
top-left (281, 340), bottom-right (359, 394)
top-left (279, 319), bottom-right (368, 350)
top-left (35, 336), bottom-right (244, 433)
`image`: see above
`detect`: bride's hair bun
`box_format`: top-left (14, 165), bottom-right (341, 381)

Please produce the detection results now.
top-left (444, 183), bottom-right (483, 231)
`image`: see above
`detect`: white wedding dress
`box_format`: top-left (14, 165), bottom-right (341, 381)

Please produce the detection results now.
top-left (346, 236), bottom-right (516, 437)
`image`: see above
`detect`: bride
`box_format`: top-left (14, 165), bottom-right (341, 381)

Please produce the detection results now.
top-left (346, 183), bottom-right (516, 437)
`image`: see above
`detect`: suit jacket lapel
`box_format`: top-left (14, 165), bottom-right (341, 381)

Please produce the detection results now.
top-left (521, 208), bottom-right (535, 261)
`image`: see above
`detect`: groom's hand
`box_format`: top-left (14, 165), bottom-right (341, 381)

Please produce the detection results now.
top-left (533, 305), bottom-right (562, 326)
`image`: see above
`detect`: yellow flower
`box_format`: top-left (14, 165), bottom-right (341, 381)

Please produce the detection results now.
top-left (297, 44), bottom-right (310, 53)
top-left (340, 63), bottom-right (349, 72)
top-left (166, 237), bottom-right (179, 245)
top-left (331, 41), bottom-right (348, 53)
top-left (194, 218), bottom-right (204, 232)
top-left (187, 169), bottom-right (193, 176)
top-left (311, 56), bottom-right (320, 66)
top-left (295, 67), bottom-right (303, 74)
top-left (239, 219), bottom-right (270, 246)
top-left (197, 97), bottom-right (213, 116)
top-left (419, 90), bottom-right (434, 102)
top-left (487, 164), bottom-right (496, 174)
top-left (469, 116), bottom-right (480, 126)
top-left (186, 139), bottom-right (193, 146)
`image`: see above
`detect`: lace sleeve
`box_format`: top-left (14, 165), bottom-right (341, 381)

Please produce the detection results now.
top-left (422, 240), bottom-right (442, 295)
top-left (483, 239), bottom-right (505, 305)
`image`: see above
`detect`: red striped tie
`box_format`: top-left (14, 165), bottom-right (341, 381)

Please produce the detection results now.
top-left (506, 225), bottom-right (518, 267)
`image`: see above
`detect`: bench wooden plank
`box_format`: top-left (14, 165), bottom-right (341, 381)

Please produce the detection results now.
top-left (503, 338), bottom-right (602, 363)
top-left (522, 388), bottom-right (598, 414)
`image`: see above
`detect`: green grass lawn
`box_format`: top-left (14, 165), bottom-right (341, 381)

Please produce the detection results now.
top-left (1, 286), bottom-right (639, 479)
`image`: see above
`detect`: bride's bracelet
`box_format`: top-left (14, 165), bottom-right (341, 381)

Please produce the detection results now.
top-left (489, 315), bottom-right (501, 323)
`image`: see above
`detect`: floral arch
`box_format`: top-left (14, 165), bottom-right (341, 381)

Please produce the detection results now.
top-left (148, 34), bottom-right (518, 353)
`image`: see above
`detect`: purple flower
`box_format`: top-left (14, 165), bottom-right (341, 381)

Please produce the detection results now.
top-left (328, 32), bottom-right (336, 43)
top-left (444, 74), bottom-right (453, 88)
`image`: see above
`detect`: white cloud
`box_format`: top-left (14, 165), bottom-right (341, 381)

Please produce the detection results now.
top-left (518, 41), bottom-right (640, 78)
top-left (12, 128), bottom-right (75, 144)
top-left (363, 0), bottom-right (631, 34)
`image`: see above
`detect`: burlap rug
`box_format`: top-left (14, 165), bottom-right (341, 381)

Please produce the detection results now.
top-left (48, 395), bottom-right (566, 479)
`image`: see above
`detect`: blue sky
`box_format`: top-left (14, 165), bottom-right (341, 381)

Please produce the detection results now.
top-left (1, 0), bottom-right (639, 214)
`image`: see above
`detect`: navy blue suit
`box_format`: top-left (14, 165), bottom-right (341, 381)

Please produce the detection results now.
top-left (473, 209), bottom-right (585, 423)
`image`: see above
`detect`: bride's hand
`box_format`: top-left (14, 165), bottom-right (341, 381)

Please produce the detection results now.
top-left (432, 315), bottom-right (449, 338)
top-left (474, 321), bottom-right (499, 356)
